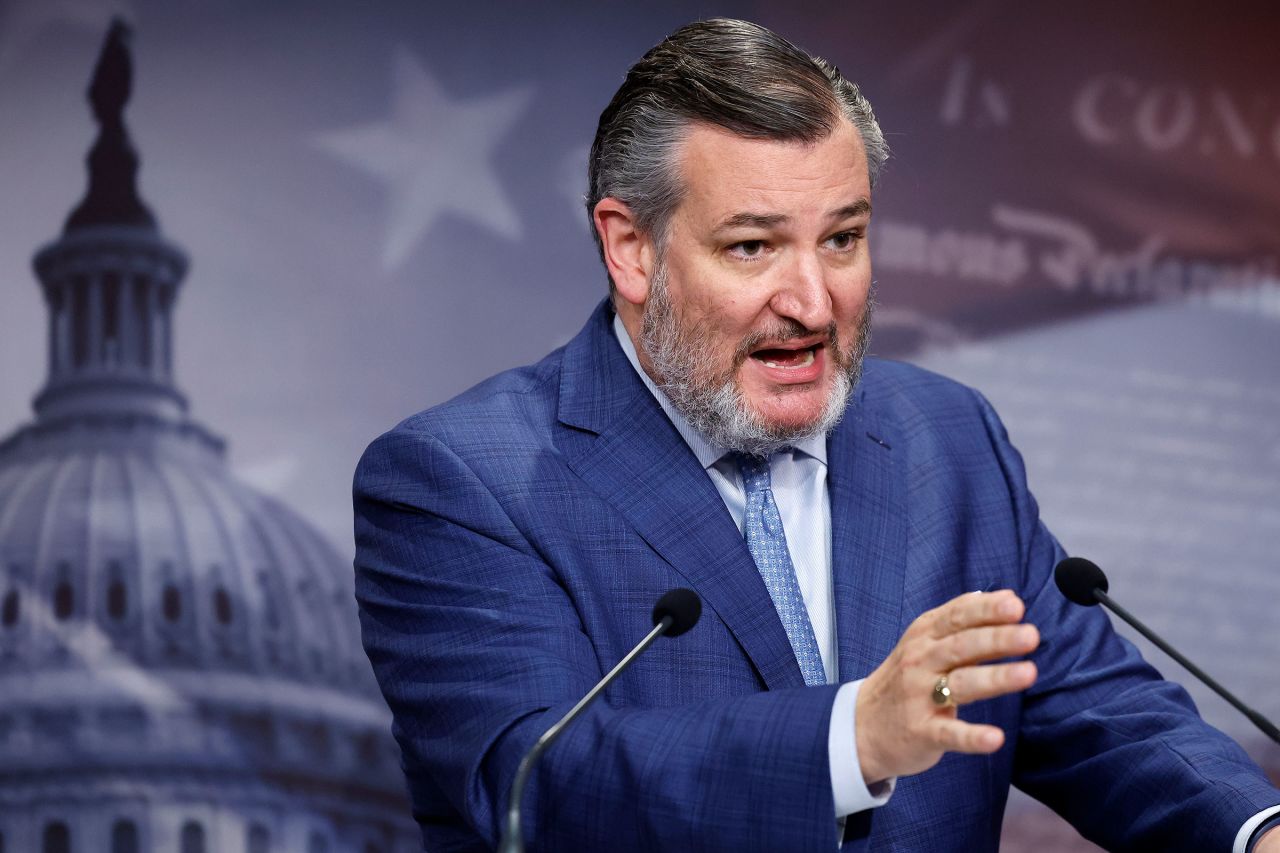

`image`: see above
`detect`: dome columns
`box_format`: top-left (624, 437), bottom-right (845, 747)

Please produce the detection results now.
top-left (32, 229), bottom-right (189, 423)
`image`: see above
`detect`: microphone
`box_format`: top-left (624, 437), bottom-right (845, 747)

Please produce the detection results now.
top-left (1054, 557), bottom-right (1280, 745)
top-left (497, 588), bottom-right (702, 853)
top-left (651, 586), bottom-right (702, 637)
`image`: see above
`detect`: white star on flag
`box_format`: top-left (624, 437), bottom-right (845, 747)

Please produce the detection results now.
top-left (314, 46), bottom-right (533, 273)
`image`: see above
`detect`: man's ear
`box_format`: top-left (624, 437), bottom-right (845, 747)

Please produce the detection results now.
top-left (593, 197), bottom-right (655, 308)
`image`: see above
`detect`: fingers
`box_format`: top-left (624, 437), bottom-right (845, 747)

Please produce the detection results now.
top-left (855, 590), bottom-right (1037, 782)
top-left (944, 660), bottom-right (1038, 705)
top-left (902, 591), bottom-right (1039, 672)
top-left (927, 717), bottom-right (1007, 755)
top-left (932, 623), bottom-right (1040, 671)
top-left (920, 589), bottom-right (1025, 641)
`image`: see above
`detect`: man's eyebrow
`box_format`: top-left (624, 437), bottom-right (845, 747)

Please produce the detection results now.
top-left (831, 199), bottom-right (872, 220)
top-left (711, 212), bottom-right (789, 234)
top-left (711, 200), bottom-right (872, 235)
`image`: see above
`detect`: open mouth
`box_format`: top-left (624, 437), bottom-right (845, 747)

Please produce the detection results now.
top-left (750, 342), bottom-right (822, 369)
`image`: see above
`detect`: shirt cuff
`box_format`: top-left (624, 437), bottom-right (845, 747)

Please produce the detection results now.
top-left (829, 679), bottom-right (896, 817)
top-left (1237, 805), bottom-right (1280, 853)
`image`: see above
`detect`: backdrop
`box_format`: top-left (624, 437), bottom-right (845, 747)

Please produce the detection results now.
top-left (0, 1), bottom-right (1276, 850)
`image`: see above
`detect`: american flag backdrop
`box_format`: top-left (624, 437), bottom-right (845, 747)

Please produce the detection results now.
top-left (0, 1), bottom-right (1276, 849)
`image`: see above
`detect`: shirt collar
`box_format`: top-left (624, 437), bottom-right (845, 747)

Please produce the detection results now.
top-left (612, 312), bottom-right (828, 470)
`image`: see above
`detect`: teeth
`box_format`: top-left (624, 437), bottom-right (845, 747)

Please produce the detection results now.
top-left (764, 349), bottom-right (815, 369)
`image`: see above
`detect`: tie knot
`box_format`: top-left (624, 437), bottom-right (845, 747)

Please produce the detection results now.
top-left (732, 452), bottom-right (772, 493)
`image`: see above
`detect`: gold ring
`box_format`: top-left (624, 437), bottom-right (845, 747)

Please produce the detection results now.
top-left (932, 674), bottom-right (955, 708)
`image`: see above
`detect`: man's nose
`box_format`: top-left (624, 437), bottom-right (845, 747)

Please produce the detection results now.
top-left (769, 251), bottom-right (833, 330)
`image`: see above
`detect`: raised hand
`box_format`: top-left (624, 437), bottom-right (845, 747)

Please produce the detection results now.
top-left (855, 589), bottom-right (1040, 784)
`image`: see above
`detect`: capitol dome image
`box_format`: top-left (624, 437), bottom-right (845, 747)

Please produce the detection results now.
top-left (0, 20), bottom-right (415, 853)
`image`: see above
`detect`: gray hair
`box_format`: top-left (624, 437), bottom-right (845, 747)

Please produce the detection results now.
top-left (586, 18), bottom-right (889, 285)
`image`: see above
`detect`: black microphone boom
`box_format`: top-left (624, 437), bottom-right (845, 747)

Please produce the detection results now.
top-left (497, 588), bottom-right (702, 853)
top-left (1054, 557), bottom-right (1280, 746)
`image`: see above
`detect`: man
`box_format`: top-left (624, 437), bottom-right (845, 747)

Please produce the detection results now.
top-left (354, 18), bottom-right (1280, 852)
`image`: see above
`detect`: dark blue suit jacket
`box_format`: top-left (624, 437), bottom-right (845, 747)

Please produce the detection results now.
top-left (354, 302), bottom-right (1278, 851)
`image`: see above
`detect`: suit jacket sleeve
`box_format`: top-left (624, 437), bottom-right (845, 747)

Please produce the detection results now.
top-left (969, 389), bottom-right (1280, 852)
top-left (354, 422), bottom-right (843, 852)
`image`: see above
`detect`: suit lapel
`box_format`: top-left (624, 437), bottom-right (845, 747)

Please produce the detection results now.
top-left (558, 303), bottom-right (807, 690)
top-left (828, 383), bottom-right (908, 683)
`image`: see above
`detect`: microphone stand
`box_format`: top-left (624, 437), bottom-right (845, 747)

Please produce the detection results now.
top-left (497, 615), bottom-right (676, 853)
top-left (1092, 588), bottom-right (1280, 744)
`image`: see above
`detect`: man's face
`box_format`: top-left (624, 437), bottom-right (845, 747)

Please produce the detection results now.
top-left (638, 119), bottom-right (874, 455)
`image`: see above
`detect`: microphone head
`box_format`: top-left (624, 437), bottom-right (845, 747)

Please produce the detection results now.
top-left (652, 588), bottom-right (701, 637)
top-left (1055, 557), bottom-right (1109, 606)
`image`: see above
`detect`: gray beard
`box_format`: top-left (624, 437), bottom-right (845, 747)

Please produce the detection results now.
top-left (639, 262), bottom-right (872, 458)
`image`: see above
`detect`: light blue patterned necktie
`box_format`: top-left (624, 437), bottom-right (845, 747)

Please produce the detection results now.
top-left (734, 453), bottom-right (827, 686)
